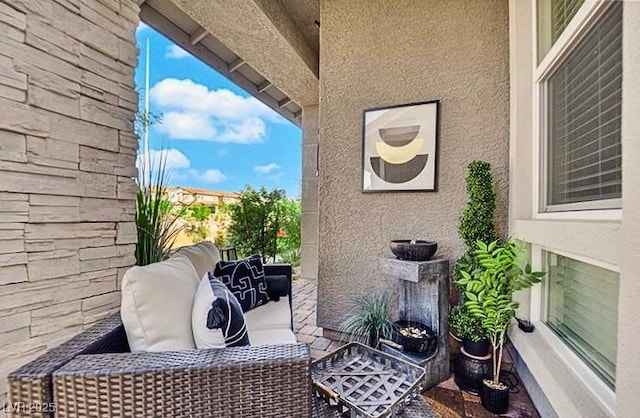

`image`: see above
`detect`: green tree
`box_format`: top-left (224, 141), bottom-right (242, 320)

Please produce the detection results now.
top-left (227, 186), bottom-right (286, 263)
top-left (184, 204), bottom-right (212, 244)
top-left (277, 198), bottom-right (301, 265)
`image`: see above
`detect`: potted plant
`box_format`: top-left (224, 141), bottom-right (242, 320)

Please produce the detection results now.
top-left (457, 239), bottom-right (545, 414)
top-left (339, 291), bottom-right (393, 348)
top-left (450, 303), bottom-right (489, 357)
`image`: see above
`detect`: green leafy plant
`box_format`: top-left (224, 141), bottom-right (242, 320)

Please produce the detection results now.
top-left (184, 204), bottom-right (212, 244)
top-left (135, 155), bottom-right (183, 266)
top-left (458, 161), bottom-right (498, 248)
top-left (449, 303), bottom-right (486, 342)
top-left (454, 160), bottom-right (499, 291)
top-left (227, 186), bottom-right (284, 262)
top-left (339, 292), bottom-right (394, 347)
top-left (456, 239), bottom-right (545, 387)
top-left (277, 198), bottom-right (301, 265)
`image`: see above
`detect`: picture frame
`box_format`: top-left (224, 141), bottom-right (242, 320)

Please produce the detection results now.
top-left (361, 100), bottom-right (440, 192)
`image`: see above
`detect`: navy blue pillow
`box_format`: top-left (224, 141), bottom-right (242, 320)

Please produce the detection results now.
top-left (206, 274), bottom-right (250, 347)
top-left (213, 255), bottom-right (270, 312)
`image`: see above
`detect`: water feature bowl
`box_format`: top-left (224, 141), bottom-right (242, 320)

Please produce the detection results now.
top-left (390, 240), bottom-right (437, 261)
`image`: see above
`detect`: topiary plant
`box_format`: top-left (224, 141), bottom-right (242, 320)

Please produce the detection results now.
top-left (458, 160), bottom-right (498, 249)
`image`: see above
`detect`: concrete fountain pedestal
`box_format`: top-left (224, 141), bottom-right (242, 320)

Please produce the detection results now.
top-left (380, 257), bottom-right (450, 389)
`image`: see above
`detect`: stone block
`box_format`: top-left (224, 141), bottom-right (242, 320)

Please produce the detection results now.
top-left (30, 194), bottom-right (79, 207)
top-left (380, 257), bottom-right (449, 283)
top-left (49, 113), bottom-right (118, 151)
top-left (80, 95), bottom-right (132, 131)
top-left (300, 244), bottom-right (318, 281)
top-left (118, 37), bottom-right (138, 67)
top-left (0, 19), bottom-right (25, 43)
top-left (51, 2), bottom-right (118, 60)
top-left (0, 223), bottom-right (25, 231)
top-left (0, 168), bottom-right (79, 196)
top-left (24, 239), bottom-right (54, 252)
top-left (79, 0), bottom-right (130, 41)
top-left (29, 85), bottom-right (80, 118)
top-left (0, 55), bottom-right (27, 92)
top-left (27, 136), bottom-right (79, 170)
top-left (49, 236), bottom-right (114, 251)
top-left (0, 253), bottom-right (27, 267)
top-left (0, 239), bottom-right (24, 254)
top-left (26, 13), bottom-right (80, 65)
top-left (119, 131), bottom-right (138, 154)
top-left (0, 200), bottom-right (28, 214)
top-left (0, 99), bottom-right (50, 137)
top-left (80, 253), bottom-right (133, 273)
top-left (79, 42), bottom-right (118, 75)
top-left (0, 2), bottom-right (26, 30)
top-left (116, 244), bottom-right (135, 256)
top-left (79, 145), bottom-right (120, 174)
top-left (27, 249), bottom-right (80, 281)
top-left (78, 170), bottom-right (116, 198)
top-left (80, 197), bottom-right (135, 222)
top-left (30, 300), bottom-right (83, 337)
top-left (81, 70), bottom-right (118, 96)
top-left (21, 62), bottom-right (80, 100)
top-left (0, 37), bottom-right (80, 85)
top-left (0, 131), bottom-right (27, 163)
top-left (0, 263), bottom-right (28, 285)
top-left (0, 280), bottom-right (56, 315)
top-left (116, 221), bottom-right (136, 245)
top-left (30, 205), bottom-right (80, 223)
top-left (116, 266), bottom-right (128, 290)
top-left (25, 222), bottom-right (115, 240)
top-left (6, 0), bottom-right (54, 16)
top-left (117, 176), bottom-right (137, 200)
top-left (301, 212), bottom-right (318, 245)
top-left (0, 312), bottom-right (30, 344)
top-left (78, 245), bottom-right (116, 261)
top-left (82, 291), bottom-right (119, 313)
top-left (0, 84), bottom-right (26, 102)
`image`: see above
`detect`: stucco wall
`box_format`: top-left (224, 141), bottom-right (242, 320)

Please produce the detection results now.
top-left (317, 0), bottom-right (510, 330)
top-left (0, 0), bottom-right (138, 402)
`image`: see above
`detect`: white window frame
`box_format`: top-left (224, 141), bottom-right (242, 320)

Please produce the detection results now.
top-left (528, 244), bottom-right (618, 413)
top-left (532, 0), bottom-right (622, 218)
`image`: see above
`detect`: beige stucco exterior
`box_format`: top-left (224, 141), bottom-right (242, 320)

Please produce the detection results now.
top-left (316, 0), bottom-right (510, 331)
top-left (0, 0), bottom-right (139, 403)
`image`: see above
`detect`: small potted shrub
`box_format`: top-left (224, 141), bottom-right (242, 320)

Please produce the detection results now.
top-left (450, 303), bottom-right (489, 357)
top-left (457, 239), bottom-right (545, 414)
top-left (339, 292), bottom-right (393, 348)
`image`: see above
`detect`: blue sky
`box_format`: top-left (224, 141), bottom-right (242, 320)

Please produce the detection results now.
top-left (135, 23), bottom-right (302, 198)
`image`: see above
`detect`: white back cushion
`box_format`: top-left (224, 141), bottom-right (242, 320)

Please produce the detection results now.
top-left (173, 241), bottom-right (220, 280)
top-left (121, 254), bottom-right (200, 352)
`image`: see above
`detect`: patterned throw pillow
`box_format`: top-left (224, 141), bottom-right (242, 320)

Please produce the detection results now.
top-left (213, 255), bottom-right (270, 312)
top-left (192, 272), bottom-right (250, 349)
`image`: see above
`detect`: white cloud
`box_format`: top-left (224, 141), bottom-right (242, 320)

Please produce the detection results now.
top-left (165, 44), bottom-right (190, 59)
top-left (150, 78), bottom-right (283, 144)
top-left (137, 148), bottom-right (191, 172)
top-left (189, 169), bottom-right (226, 183)
top-left (254, 163), bottom-right (281, 174)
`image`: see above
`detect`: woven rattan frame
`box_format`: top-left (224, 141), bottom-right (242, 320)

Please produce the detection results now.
top-left (7, 263), bottom-right (306, 417)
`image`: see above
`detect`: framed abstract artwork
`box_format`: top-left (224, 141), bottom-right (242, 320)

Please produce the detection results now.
top-left (361, 100), bottom-right (440, 192)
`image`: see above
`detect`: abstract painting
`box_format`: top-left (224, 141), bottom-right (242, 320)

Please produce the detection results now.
top-left (362, 100), bottom-right (440, 192)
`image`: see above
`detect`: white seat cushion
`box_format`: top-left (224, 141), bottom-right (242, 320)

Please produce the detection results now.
top-left (249, 328), bottom-right (297, 346)
top-left (172, 241), bottom-right (220, 280)
top-left (244, 297), bottom-right (291, 332)
top-left (120, 254), bottom-right (200, 352)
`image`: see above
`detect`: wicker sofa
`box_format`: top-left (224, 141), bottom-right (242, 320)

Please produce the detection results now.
top-left (8, 256), bottom-right (312, 417)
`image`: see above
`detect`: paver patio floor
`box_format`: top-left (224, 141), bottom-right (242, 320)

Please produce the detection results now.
top-left (292, 278), bottom-right (540, 418)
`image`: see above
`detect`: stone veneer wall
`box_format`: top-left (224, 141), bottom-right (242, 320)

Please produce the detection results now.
top-left (0, 0), bottom-right (139, 402)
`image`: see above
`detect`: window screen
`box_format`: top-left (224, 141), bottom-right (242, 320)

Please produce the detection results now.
top-left (545, 252), bottom-right (619, 388)
top-left (547, 2), bottom-right (622, 208)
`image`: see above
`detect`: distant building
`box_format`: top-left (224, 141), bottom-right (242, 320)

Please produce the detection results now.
top-left (166, 187), bottom-right (240, 211)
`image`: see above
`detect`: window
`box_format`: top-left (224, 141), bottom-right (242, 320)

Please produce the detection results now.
top-left (538, 1), bottom-right (622, 211)
top-left (543, 251), bottom-right (619, 388)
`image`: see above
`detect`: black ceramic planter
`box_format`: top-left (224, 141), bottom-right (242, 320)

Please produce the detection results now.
top-left (462, 338), bottom-right (490, 357)
top-left (453, 351), bottom-right (493, 394)
top-left (480, 380), bottom-right (510, 414)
